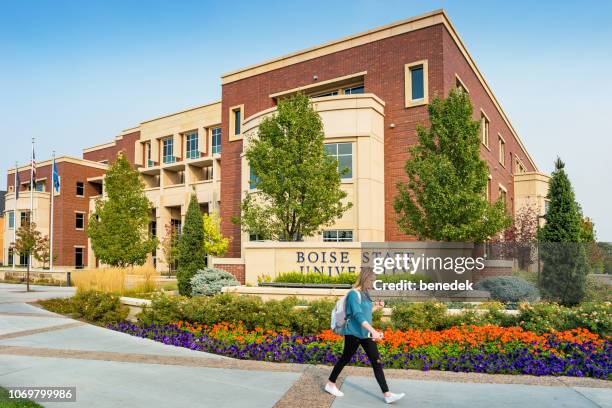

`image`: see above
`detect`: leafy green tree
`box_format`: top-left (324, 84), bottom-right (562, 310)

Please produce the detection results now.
top-left (239, 93), bottom-right (351, 241)
top-left (537, 158), bottom-right (588, 305)
top-left (176, 194), bottom-right (206, 295)
top-left (394, 89), bottom-right (511, 242)
top-left (160, 222), bottom-right (180, 274)
top-left (12, 221), bottom-right (43, 292)
top-left (202, 211), bottom-right (229, 257)
top-left (88, 153), bottom-right (157, 267)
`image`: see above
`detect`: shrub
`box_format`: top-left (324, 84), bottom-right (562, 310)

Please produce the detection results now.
top-left (138, 292), bottom-right (336, 335)
top-left (475, 276), bottom-right (540, 303)
top-left (273, 271), bottom-right (356, 285)
top-left (565, 302), bottom-right (611, 337)
top-left (190, 268), bottom-right (240, 296)
top-left (391, 301), bottom-right (448, 330)
top-left (40, 291), bottom-right (128, 325)
top-left (517, 302), bottom-right (569, 334)
top-left (72, 290), bottom-right (128, 324)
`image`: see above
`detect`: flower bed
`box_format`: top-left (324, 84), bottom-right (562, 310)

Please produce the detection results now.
top-left (107, 321), bottom-right (611, 379)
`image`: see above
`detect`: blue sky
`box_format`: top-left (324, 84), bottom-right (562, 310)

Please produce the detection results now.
top-left (1, 0), bottom-right (611, 240)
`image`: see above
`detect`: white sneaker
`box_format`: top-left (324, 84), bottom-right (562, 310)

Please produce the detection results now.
top-left (385, 392), bottom-right (405, 404)
top-left (325, 383), bottom-right (344, 397)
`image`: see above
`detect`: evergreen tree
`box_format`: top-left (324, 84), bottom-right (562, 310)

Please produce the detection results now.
top-left (88, 153), bottom-right (157, 267)
top-left (239, 93), bottom-right (351, 241)
top-left (176, 194), bottom-right (206, 295)
top-left (537, 158), bottom-right (588, 305)
top-left (394, 89), bottom-right (511, 242)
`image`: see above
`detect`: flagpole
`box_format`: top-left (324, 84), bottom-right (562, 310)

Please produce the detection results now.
top-left (30, 138), bottom-right (34, 269)
top-left (50, 151), bottom-right (55, 271)
top-left (12, 161), bottom-right (17, 269)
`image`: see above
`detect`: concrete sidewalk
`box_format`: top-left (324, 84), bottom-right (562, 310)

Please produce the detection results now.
top-left (0, 283), bottom-right (610, 408)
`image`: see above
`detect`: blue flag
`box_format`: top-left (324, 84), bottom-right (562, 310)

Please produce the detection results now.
top-left (52, 157), bottom-right (60, 193)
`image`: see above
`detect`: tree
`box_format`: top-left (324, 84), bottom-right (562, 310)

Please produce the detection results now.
top-left (579, 215), bottom-right (604, 272)
top-left (12, 222), bottom-right (43, 292)
top-left (239, 93), bottom-right (352, 241)
top-left (87, 153), bottom-right (158, 267)
top-left (160, 223), bottom-right (180, 274)
top-left (33, 235), bottom-right (55, 269)
top-left (394, 89), bottom-right (511, 242)
top-left (176, 194), bottom-right (206, 295)
top-left (495, 204), bottom-right (539, 270)
top-left (537, 158), bottom-right (588, 305)
top-left (202, 211), bottom-right (229, 258)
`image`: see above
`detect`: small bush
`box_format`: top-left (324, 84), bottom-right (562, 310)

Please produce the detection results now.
top-left (39, 291), bottom-right (128, 325)
top-left (190, 268), bottom-right (240, 296)
top-left (273, 271), bottom-right (356, 285)
top-left (391, 301), bottom-right (448, 330)
top-left (72, 290), bottom-right (129, 324)
top-left (475, 276), bottom-right (540, 302)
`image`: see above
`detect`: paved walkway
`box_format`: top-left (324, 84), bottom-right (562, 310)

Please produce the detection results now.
top-left (0, 283), bottom-right (610, 408)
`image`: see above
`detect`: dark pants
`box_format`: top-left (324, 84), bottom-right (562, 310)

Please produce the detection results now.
top-left (328, 335), bottom-right (389, 393)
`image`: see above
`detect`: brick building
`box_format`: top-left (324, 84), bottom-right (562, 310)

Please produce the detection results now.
top-left (2, 10), bottom-right (549, 277)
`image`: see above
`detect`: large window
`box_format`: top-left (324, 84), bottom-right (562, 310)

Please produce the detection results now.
top-left (481, 112), bottom-right (490, 148)
top-left (75, 212), bottom-right (85, 230)
top-left (35, 181), bottom-right (45, 192)
top-left (8, 211), bottom-right (14, 229)
top-left (211, 127), bottom-right (221, 154)
top-left (75, 247), bottom-right (84, 269)
top-left (162, 137), bottom-right (175, 164)
top-left (325, 142), bottom-right (352, 179)
top-left (323, 230), bottom-right (353, 242)
top-left (76, 181), bottom-right (84, 197)
top-left (185, 131), bottom-right (199, 159)
top-left (404, 60), bottom-right (428, 107)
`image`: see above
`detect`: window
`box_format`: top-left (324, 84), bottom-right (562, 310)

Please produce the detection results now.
top-left (480, 112), bottom-right (490, 148)
top-left (544, 200), bottom-right (550, 214)
top-left (515, 155), bottom-right (527, 174)
top-left (211, 127), bottom-right (221, 154)
top-left (311, 90), bottom-right (339, 98)
top-left (8, 211), bottom-right (14, 229)
top-left (344, 85), bottom-right (364, 95)
top-left (149, 221), bottom-right (157, 237)
top-left (8, 248), bottom-right (13, 266)
top-left (404, 60), bottom-right (428, 107)
top-left (498, 186), bottom-right (507, 207)
top-left (323, 230), bottom-right (353, 242)
top-left (325, 143), bottom-right (353, 179)
top-left (249, 166), bottom-right (259, 189)
top-left (20, 211), bottom-right (30, 226)
top-left (249, 234), bottom-right (265, 241)
top-left (455, 75), bottom-right (468, 93)
top-left (19, 253), bottom-right (28, 266)
top-left (229, 105), bottom-right (244, 141)
top-left (171, 219), bottom-right (182, 237)
top-left (76, 181), bottom-right (84, 197)
top-left (35, 181), bottom-right (45, 192)
top-left (75, 212), bottom-right (85, 230)
top-left (144, 142), bottom-right (153, 167)
top-left (75, 247), bottom-right (84, 269)
top-left (498, 135), bottom-right (506, 166)
top-left (202, 166), bottom-right (213, 181)
top-left (162, 137), bottom-right (175, 164)
top-left (233, 109), bottom-right (241, 135)
top-left (486, 178), bottom-right (491, 202)
top-left (185, 131), bottom-right (199, 159)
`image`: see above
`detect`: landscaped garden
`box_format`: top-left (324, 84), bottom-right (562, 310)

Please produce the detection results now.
top-left (39, 290), bottom-right (611, 379)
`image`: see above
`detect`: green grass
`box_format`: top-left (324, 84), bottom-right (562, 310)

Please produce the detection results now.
top-left (0, 387), bottom-right (43, 408)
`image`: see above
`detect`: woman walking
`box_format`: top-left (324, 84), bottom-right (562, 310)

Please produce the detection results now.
top-left (325, 269), bottom-right (405, 404)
